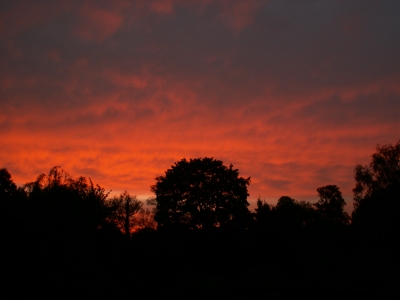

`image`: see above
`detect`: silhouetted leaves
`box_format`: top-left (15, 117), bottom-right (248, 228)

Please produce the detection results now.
top-left (107, 191), bottom-right (143, 238)
top-left (0, 168), bottom-right (18, 200)
top-left (314, 185), bottom-right (349, 225)
top-left (352, 140), bottom-right (400, 230)
top-left (1, 142), bottom-right (400, 297)
top-left (151, 157), bottom-right (251, 230)
top-left (353, 140), bottom-right (400, 211)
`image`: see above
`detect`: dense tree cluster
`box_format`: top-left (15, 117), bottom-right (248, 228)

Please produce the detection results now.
top-left (1, 140), bottom-right (399, 297)
top-left (353, 141), bottom-right (400, 221)
top-left (150, 157), bottom-right (251, 230)
top-left (252, 185), bottom-right (349, 235)
top-left (1, 166), bottom-right (155, 239)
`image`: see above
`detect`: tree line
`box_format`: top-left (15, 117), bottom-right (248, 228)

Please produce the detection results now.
top-left (1, 166), bottom-right (156, 240)
top-left (1, 140), bottom-right (399, 297)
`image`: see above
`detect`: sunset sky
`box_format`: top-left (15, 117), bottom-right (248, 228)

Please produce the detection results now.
top-left (1, 0), bottom-right (399, 211)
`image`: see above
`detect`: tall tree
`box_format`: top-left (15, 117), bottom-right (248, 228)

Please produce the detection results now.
top-left (0, 168), bottom-right (28, 233)
top-left (23, 166), bottom-right (114, 237)
top-left (352, 140), bottom-right (400, 230)
top-left (273, 196), bottom-right (314, 228)
top-left (108, 191), bottom-right (143, 238)
top-left (254, 197), bottom-right (272, 219)
top-left (314, 185), bottom-right (349, 225)
top-left (353, 140), bottom-right (400, 211)
top-left (0, 168), bottom-right (18, 201)
top-left (151, 157), bottom-right (251, 230)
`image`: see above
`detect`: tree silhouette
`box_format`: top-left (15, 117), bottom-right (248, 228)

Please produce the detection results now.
top-left (135, 207), bottom-right (157, 232)
top-left (352, 140), bottom-right (400, 222)
top-left (351, 139), bottom-right (400, 259)
top-left (349, 141), bottom-right (400, 294)
top-left (0, 168), bottom-right (18, 200)
top-left (108, 191), bottom-right (143, 238)
top-left (254, 197), bottom-right (272, 227)
top-left (314, 185), bottom-right (349, 225)
top-left (151, 157), bottom-right (251, 230)
top-left (0, 168), bottom-right (28, 238)
top-left (273, 196), bottom-right (314, 228)
top-left (23, 166), bottom-right (116, 238)
top-left (353, 140), bottom-right (400, 208)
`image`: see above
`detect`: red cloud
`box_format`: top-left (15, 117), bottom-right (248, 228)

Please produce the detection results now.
top-left (216, 0), bottom-right (265, 31)
top-left (150, 0), bottom-right (175, 14)
top-left (1, 0), bottom-right (399, 211)
top-left (72, 4), bottom-right (124, 41)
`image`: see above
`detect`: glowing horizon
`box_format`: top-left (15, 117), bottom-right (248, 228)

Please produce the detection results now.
top-left (1, 0), bottom-right (400, 213)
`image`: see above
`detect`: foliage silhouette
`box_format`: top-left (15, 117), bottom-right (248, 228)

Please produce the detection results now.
top-left (135, 207), bottom-right (157, 232)
top-left (314, 185), bottom-right (349, 225)
top-left (352, 140), bottom-right (400, 227)
top-left (349, 141), bottom-right (400, 293)
top-left (353, 140), bottom-right (400, 212)
top-left (253, 197), bottom-right (272, 229)
top-left (0, 168), bottom-right (29, 244)
top-left (0, 168), bottom-right (18, 200)
top-left (108, 191), bottom-right (143, 238)
top-left (151, 157), bottom-right (251, 230)
top-left (22, 166), bottom-right (118, 240)
top-left (273, 196), bottom-right (315, 228)
top-left (1, 143), bottom-right (399, 297)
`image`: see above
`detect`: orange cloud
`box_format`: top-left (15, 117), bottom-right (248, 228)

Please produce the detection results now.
top-left (1, 0), bottom-right (399, 213)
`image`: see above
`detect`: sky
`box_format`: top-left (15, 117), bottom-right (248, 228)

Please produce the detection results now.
top-left (1, 0), bottom-right (400, 211)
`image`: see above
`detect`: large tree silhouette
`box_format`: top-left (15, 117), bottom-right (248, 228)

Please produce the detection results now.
top-left (273, 196), bottom-right (315, 228)
top-left (0, 168), bottom-right (18, 200)
top-left (353, 140), bottom-right (400, 211)
top-left (352, 141), bottom-right (400, 236)
top-left (151, 157), bottom-right (251, 230)
top-left (23, 166), bottom-right (116, 239)
top-left (0, 168), bottom-right (28, 236)
top-left (314, 185), bottom-right (349, 225)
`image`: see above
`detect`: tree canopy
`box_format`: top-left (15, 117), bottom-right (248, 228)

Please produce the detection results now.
top-left (314, 185), bottom-right (349, 225)
top-left (352, 140), bottom-right (400, 228)
top-left (22, 166), bottom-right (117, 238)
top-left (0, 168), bottom-right (18, 200)
top-left (353, 140), bottom-right (400, 210)
top-left (1, 143), bottom-right (400, 296)
top-left (150, 157), bottom-right (251, 230)
top-left (108, 191), bottom-right (143, 238)
top-left (274, 196), bottom-right (315, 228)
